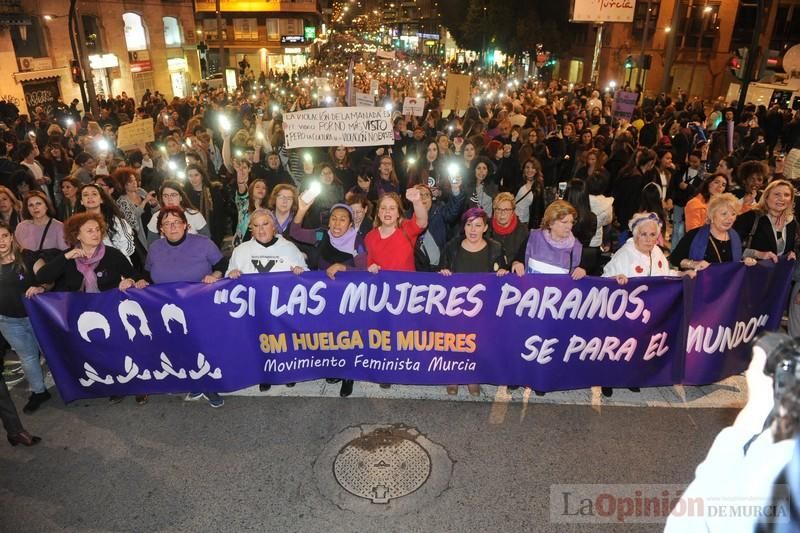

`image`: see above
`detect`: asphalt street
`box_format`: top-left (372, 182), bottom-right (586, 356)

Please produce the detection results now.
top-left (0, 386), bottom-right (736, 533)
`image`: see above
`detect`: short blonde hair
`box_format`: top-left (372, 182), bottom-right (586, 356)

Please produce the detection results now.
top-left (541, 200), bottom-right (577, 230)
top-left (706, 192), bottom-right (740, 223)
top-left (493, 192), bottom-right (515, 210)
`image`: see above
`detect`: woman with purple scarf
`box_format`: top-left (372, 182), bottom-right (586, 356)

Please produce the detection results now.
top-left (289, 199), bottom-right (367, 397)
top-left (510, 200), bottom-right (587, 396)
top-left (511, 200), bottom-right (587, 280)
top-left (36, 212), bottom-right (145, 404)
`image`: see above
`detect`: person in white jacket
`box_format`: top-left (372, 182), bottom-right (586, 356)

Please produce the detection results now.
top-left (664, 343), bottom-right (799, 533)
top-left (226, 208), bottom-right (307, 277)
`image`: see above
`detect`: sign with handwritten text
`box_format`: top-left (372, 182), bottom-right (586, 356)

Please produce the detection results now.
top-left (116, 118), bottom-right (155, 150)
top-left (283, 106), bottom-right (394, 148)
top-left (25, 262), bottom-right (793, 402)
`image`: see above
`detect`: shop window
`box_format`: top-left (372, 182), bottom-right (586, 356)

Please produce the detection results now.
top-left (163, 17), bottom-right (182, 47)
top-left (233, 18), bottom-right (258, 40)
top-left (123, 12), bottom-right (148, 52)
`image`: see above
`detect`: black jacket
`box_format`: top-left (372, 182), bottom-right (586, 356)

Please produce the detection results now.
top-left (734, 210), bottom-right (798, 256)
top-left (36, 247), bottom-right (135, 292)
top-left (440, 237), bottom-right (508, 273)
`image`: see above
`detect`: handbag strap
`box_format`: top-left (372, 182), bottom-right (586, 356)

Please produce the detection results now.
top-left (743, 214), bottom-right (761, 251)
top-left (37, 218), bottom-right (53, 251)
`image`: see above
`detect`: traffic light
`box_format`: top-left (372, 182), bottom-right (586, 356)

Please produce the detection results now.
top-left (624, 55), bottom-right (634, 69)
top-left (70, 60), bottom-right (82, 84)
top-left (729, 48), bottom-right (748, 80)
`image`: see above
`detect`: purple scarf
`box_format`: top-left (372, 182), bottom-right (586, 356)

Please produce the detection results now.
top-left (75, 243), bottom-right (106, 293)
top-left (542, 229), bottom-right (576, 250)
top-left (329, 227), bottom-right (358, 255)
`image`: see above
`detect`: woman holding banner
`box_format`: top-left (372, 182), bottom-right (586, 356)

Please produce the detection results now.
top-left (36, 212), bottom-right (146, 405)
top-left (670, 193), bottom-right (758, 270)
top-left (290, 199), bottom-right (367, 397)
top-left (602, 211), bottom-right (693, 398)
top-left (440, 207), bottom-right (509, 396)
top-left (487, 192), bottom-right (528, 264)
top-left (227, 208), bottom-right (307, 393)
top-left (510, 200), bottom-right (586, 280)
top-left (733, 180), bottom-right (800, 336)
top-left (139, 206), bottom-right (227, 408)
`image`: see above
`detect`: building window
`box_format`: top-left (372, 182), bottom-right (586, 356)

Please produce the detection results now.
top-left (202, 18), bottom-right (227, 40)
top-left (677, 2), bottom-right (720, 50)
top-left (266, 19), bottom-right (279, 41)
top-left (163, 17), bottom-right (182, 47)
top-left (82, 15), bottom-right (104, 54)
top-left (11, 17), bottom-right (47, 58)
top-left (233, 18), bottom-right (258, 40)
top-left (279, 18), bottom-right (303, 36)
top-left (632, 0), bottom-right (661, 41)
top-left (123, 12), bottom-right (148, 51)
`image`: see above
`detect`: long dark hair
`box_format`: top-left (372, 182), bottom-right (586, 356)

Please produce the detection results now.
top-left (76, 183), bottom-right (125, 238)
top-left (564, 179), bottom-right (592, 222)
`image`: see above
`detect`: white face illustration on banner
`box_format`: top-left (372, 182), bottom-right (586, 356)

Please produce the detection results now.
top-left (74, 300), bottom-right (220, 388)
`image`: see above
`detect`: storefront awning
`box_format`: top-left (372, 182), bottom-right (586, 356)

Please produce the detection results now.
top-left (13, 67), bottom-right (66, 83)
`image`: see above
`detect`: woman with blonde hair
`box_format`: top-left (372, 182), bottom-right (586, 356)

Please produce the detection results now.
top-left (671, 193), bottom-right (758, 269)
top-left (488, 192), bottom-right (528, 261)
top-left (511, 200), bottom-right (586, 279)
top-left (734, 179), bottom-right (797, 263)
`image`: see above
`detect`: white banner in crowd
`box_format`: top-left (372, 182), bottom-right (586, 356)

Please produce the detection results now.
top-left (283, 107), bottom-right (395, 148)
top-left (355, 92), bottom-right (375, 107)
top-left (572, 0), bottom-right (636, 23)
top-left (402, 97), bottom-right (425, 116)
top-left (376, 49), bottom-right (396, 60)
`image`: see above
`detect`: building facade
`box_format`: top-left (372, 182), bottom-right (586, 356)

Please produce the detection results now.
top-left (0, 0), bottom-right (201, 116)
top-left (193, 0), bottom-right (322, 79)
top-left (565, 0), bottom-right (800, 99)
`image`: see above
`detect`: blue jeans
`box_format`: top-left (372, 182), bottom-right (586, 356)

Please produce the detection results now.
top-left (671, 206), bottom-right (685, 250)
top-left (0, 316), bottom-right (45, 393)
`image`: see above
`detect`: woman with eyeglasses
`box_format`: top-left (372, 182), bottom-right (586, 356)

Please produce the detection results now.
top-left (137, 206), bottom-right (228, 408)
top-left (146, 180), bottom-right (210, 244)
top-left (488, 192), bottom-right (531, 269)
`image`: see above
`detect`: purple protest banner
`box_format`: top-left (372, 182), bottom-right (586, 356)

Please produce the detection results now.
top-left (682, 260), bottom-right (794, 385)
top-left (26, 271), bottom-right (687, 402)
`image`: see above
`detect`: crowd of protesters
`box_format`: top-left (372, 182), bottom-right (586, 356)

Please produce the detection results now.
top-left (2, 32), bottom-right (800, 447)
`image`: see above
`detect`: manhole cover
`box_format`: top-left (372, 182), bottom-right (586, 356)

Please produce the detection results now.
top-left (314, 424), bottom-right (452, 515)
top-left (333, 428), bottom-right (431, 503)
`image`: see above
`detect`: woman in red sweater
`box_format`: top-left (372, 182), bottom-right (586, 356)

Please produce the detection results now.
top-left (365, 188), bottom-right (429, 272)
